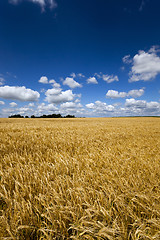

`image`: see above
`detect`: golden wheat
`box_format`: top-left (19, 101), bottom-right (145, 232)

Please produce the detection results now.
top-left (0, 117), bottom-right (160, 239)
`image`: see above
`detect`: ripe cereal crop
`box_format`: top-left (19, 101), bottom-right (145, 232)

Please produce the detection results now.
top-left (0, 117), bottom-right (160, 239)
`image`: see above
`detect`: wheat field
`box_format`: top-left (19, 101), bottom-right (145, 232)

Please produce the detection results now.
top-left (0, 117), bottom-right (160, 239)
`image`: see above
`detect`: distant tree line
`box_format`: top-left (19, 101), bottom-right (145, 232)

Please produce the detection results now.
top-left (9, 114), bottom-right (24, 118)
top-left (8, 114), bottom-right (75, 118)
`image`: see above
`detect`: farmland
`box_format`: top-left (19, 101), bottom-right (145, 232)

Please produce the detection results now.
top-left (0, 117), bottom-right (160, 239)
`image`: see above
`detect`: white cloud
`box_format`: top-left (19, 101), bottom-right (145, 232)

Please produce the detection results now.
top-left (63, 77), bottom-right (82, 88)
top-left (49, 79), bottom-right (55, 84)
top-left (86, 101), bottom-right (115, 113)
top-left (0, 86), bottom-right (40, 101)
top-left (39, 76), bottom-right (48, 84)
top-left (10, 102), bottom-right (17, 107)
top-left (125, 98), bottom-right (160, 115)
top-left (60, 102), bottom-right (82, 109)
top-left (94, 73), bottom-right (102, 79)
top-left (94, 72), bottom-right (119, 84)
top-left (146, 101), bottom-right (160, 111)
top-left (17, 107), bottom-right (31, 115)
top-left (53, 83), bottom-right (61, 88)
top-left (87, 77), bottom-right (98, 84)
top-left (70, 73), bottom-right (85, 78)
top-left (0, 101), bottom-right (5, 105)
top-left (59, 102), bottom-right (84, 117)
top-left (86, 103), bottom-right (95, 109)
top-left (85, 98), bottom-right (160, 117)
top-left (28, 103), bottom-right (35, 107)
top-left (2, 108), bottom-right (15, 114)
top-left (129, 46), bottom-right (160, 82)
top-left (2, 106), bottom-right (34, 116)
top-left (49, 79), bottom-right (61, 88)
top-left (125, 98), bottom-right (146, 108)
top-left (148, 45), bottom-right (160, 54)
top-left (36, 101), bottom-right (84, 117)
top-left (122, 55), bottom-right (132, 64)
top-left (38, 103), bottom-right (58, 112)
top-left (106, 90), bottom-right (127, 99)
top-left (102, 74), bottom-right (119, 83)
top-left (77, 73), bottom-right (85, 78)
top-left (128, 88), bottom-right (144, 98)
top-left (70, 73), bottom-right (76, 78)
top-left (45, 88), bottom-right (75, 104)
top-left (9, 0), bottom-right (57, 11)
top-left (0, 77), bottom-right (5, 86)
top-left (45, 88), bottom-right (62, 95)
top-left (106, 88), bottom-right (144, 99)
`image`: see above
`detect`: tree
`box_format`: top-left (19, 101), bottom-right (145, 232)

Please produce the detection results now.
top-left (9, 114), bottom-right (24, 118)
top-left (64, 115), bottom-right (75, 118)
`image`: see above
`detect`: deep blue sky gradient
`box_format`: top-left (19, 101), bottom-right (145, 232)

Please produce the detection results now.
top-left (0, 0), bottom-right (160, 117)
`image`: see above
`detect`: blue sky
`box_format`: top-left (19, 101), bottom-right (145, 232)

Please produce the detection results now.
top-left (0, 0), bottom-right (160, 117)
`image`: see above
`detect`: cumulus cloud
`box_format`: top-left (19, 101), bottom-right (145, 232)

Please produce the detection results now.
top-left (2, 106), bottom-right (34, 116)
top-left (128, 88), bottom-right (145, 98)
top-left (53, 83), bottom-right (61, 88)
top-left (45, 88), bottom-right (75, 104)
top-left (0, 101), bottom-right (5, 105)
top-left (129, 46), bottom-right (160, 82)
top-left (10, 102), bottom-right (17, 107)
top-left (17, 107), bottom-right (32, 115)
top-left (86, 101), bottom-right (115, 113)
top-left (60, 102), bottom-right (82, 109)
top-left (87, 77), bottom-right (98, 84)
top-left (106, 88), bottom-right (144, 98)
top-left (45, 88), bottom-right (61, 95)
top-left (36, 101), bottom-right (83, 117)
top-left (9, 0), bottom-right (57, 11)
top-left (39, 76), bottom-right (48, 84)
top-left (34, 100), bottom-right (84, 117)
top-left (85, 98), bottom-right (160, 117)
top-left (0, 86), bottom-right (40, 101)
top-left (125, 98), bottom-right (160, 115)
top-left (63, 77), bottom-right (82, 88)
top-left (106, 90), bottom-right (127, 99)
top-left (38, 103), bottom-right (58, 112)
top-left (59, 101), bottom-right (84, 117)
top-left (86, 103), bottom-right (95, 109)
top-left (102, 74), bottom-right (119, 83)
top-left (48, 79), bottom-right (55, 84)
top-left (125, 98), bottom-right (146, 108)
top-left (49, 79), bottom-right (61, 88)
